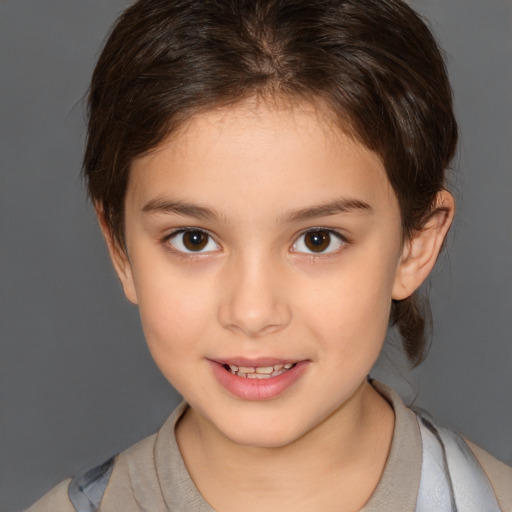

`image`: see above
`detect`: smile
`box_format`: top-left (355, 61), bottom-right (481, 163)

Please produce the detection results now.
top-left (223, 363), bottom-right (296, 379)
top-left (209, 359), bottom-right (308, 400)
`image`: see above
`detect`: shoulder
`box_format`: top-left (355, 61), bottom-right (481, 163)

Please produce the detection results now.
top-left (24, 403), bottom-right (188, 512)
top-left (24, 479), bottom-right (74, 512)
top-left (369, 380), bottom-right (512, 512)
top-left (466, 439), bottom-right (512, 512)
top-left (24, 432), bottom-right (160, 512)
top-left (24, 434), bottom-right (160, 512)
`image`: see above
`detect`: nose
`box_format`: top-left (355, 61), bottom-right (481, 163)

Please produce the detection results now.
top-left (217, 254), bottom-right (291, 338)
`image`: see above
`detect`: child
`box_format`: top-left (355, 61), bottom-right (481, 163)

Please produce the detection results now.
top-left (26, 0), bottom-right (511, 510)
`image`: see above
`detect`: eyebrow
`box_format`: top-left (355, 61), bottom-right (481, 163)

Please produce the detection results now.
top-left (283, 198), bottom-right (373, 223)
top-left (142, 197), bottom-right (373, 223)
top-left (142, 198), bottom-right (220, 220)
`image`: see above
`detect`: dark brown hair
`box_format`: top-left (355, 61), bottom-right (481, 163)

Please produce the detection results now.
top-left (84, 0), bottom-right (457, 366)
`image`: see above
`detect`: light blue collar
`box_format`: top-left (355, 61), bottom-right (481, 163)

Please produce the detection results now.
top-left (416, 414), bottom-right (501, 511)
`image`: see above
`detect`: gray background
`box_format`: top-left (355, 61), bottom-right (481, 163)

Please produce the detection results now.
top-left (1, 1), bottom-right (510, 510)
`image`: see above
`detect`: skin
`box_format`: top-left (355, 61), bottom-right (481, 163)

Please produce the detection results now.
top-left (102, 99), bottom-right (454, 511)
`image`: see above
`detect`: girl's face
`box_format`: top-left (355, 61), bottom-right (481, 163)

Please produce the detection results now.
top-left (114, 100), bottom-right (406, 448)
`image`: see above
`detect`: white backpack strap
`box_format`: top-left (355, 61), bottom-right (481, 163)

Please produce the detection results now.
top-left (68, 456), bottom-right (115, 512)
top-left (416, 415), bottom-right (502, 512)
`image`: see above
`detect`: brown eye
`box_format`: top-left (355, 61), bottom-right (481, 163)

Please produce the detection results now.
top-left (293, 229), bottom-right (345, 255)
top-left (168, 229), bottom-right (219, 253)
top-left (183, 230), bottom-right (207, 251)
top-left (304, 230), bottom-right (331, 252)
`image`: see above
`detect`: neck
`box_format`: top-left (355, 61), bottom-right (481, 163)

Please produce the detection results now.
top-left (176, 380), bottom-right (394, 512)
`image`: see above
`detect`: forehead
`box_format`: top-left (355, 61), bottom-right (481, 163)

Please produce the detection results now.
top-left (127, 100), bottom-right (398, 222)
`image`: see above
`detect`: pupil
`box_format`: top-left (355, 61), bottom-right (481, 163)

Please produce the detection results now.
top-left (305, 231), bottom-right (330, 252)
top-left (184, 231), bottom-right (207, 251)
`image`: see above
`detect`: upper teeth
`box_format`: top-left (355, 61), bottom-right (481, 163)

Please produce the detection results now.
top-left (227, 363), bottom-right (294, 379)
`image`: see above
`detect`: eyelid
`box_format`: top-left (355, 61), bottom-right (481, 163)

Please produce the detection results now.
top-left (291, 227), bottom-right (348, 255)
top-left (164, 227), bottom-right (221, 254)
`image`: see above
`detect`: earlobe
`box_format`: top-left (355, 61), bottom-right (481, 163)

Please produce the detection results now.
top-left (392, 190), bottom-right (455, 300)
top-left (95, 206), bottom-right (139, 305)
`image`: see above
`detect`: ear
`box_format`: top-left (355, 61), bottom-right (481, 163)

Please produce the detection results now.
top-left (95, 205), bottom-right (139, 304)
top-left (392, 190), bottom-right (455, 300)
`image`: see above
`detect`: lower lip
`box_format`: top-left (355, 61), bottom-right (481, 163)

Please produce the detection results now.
top-left (209, 360), bottom-right (309, 401)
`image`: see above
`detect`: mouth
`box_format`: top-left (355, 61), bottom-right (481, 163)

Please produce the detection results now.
top-left (221, 362), bottom-right (297, 379)
top-left (209, 358), bottom-right (308, 400)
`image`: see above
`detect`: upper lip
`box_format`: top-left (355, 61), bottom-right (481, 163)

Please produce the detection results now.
top-left (209, 357), bottom-right (304, 367)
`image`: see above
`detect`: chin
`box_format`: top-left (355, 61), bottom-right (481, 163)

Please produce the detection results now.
top-left (213, 411), bottom-right (310, 449)
top-left (226, 427), bottom-right (302, 449)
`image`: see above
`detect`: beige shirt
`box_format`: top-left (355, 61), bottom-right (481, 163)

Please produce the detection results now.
top-left (26, 382), bottom-right (512, 512)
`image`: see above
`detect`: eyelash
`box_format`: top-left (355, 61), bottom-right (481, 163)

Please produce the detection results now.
top-left (292, 228), bottom-right (348, 257)
top-left (162, 227), bottom-right (348, 257)
top-left (163, 228), bottom-right (220, 256)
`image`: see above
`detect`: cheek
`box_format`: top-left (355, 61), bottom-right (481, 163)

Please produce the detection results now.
top-left (132, 261), bottom-right (216, 368)
top-left (296, 250), bottom-right (398, 349)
